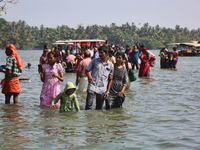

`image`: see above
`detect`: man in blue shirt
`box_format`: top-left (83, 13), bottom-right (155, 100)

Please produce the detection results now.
top-left (130, 45), bottom-right (139, 70)
top-left (85, 46), bottom-right (114, 110)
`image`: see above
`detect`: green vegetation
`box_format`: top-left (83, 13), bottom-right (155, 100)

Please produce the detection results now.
top-left (0, 18), bottom-right (200, 50)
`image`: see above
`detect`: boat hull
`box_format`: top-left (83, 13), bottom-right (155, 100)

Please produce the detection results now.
top-left (179, 51), bottom-right (200, 56)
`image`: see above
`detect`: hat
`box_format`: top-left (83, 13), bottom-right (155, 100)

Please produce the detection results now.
top-left (28, 62), bottom-right (32, 65)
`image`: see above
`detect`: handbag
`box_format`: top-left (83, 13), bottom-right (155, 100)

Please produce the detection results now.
top-left (128, 69), bottom-right (137, 82)
top-left (149, 58), bottom-right (155, 67)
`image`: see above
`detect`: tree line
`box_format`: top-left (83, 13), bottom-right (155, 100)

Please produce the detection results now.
top-left (0, 18), bottom-right (200, 50)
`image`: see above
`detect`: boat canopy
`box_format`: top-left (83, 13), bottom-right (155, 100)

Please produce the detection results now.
top-left (179, 43), bottom-right (200, 48)
top-left (52, 42), bottom-right (66, 45)
top-left (64, 39), bottom-right (105, 43)
top-left (52, 39), bottom-right (105, 45)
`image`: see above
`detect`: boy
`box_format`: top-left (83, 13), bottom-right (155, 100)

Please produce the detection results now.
top-left (108, 50), bottom-right (116, 64)
top-left (50, 82), bottom-right (80, 112)
top-left (25, 62), bottom-right (32, 69)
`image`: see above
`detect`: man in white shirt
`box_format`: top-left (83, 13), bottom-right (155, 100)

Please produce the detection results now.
top-left (88, 45), bottom-right (94, 58)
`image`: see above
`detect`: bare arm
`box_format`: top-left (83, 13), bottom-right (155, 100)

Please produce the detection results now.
top-left (0, 69), bottom-right (6, 74)
top-left (130, 55), bottom-right (133, 64)
top-left (76, 71), bottom-right (80, 86)
top-left (19, 77), bottom-right (30, 80)
top-left (53, 72), bottom-right (64, 82)
top-left (118, 85), bottom-right (126, 97)
top-left (39, 71), bottom-right (45, 82)
top-left (86, 70), bottom-right (94, 84)
top-left (104, 74), bottom-right (113, 100)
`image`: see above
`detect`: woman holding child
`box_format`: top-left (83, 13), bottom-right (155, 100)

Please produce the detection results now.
top-left (39, 51), bottom-right (64, 107)
top-left (105, 51), bottom-right (127, 109)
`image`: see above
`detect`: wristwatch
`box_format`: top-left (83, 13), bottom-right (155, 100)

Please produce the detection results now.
top-left (106, 91), bottom-right (109, 94)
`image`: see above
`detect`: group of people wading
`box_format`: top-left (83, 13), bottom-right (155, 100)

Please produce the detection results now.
top-left (0, 42), bottom-right (179, 112)
top-left (159, 47), bottom-right (179, 69)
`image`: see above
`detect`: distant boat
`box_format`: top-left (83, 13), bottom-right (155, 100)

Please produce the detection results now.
top-left (167, 41), bottom-right (200, 56)
top-left (52, 39), bottom-right (105, 49)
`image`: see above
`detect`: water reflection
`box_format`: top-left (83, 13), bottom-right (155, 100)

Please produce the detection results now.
top-left (138, 77), bottom-right (156, 87)
top-left (0, 50), bottom-right (200, 149)
top-left (0, 104), bottom-right (29, 149)
top-left (83, 108), bottom-right (130, 145)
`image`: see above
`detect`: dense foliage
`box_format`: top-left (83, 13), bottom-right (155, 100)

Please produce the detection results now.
top-left (0, 18), bottom-right (200, 50)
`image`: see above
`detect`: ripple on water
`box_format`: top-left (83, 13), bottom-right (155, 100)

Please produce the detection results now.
top-left (0, 50), bottom-right (200, 149)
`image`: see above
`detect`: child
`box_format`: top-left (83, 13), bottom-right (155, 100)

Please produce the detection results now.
top-left (0, 44), bottom-right (23, 104)
top-left (60, 57), bottom-right (67, 73)
top-left (108, 50), bottom-right (116, 64)
top-left (25, 62), bottom-right (31, 69)
top-left (50, 82), bottom-right (80, 112)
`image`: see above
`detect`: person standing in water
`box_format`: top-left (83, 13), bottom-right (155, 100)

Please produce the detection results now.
top-left (105, 51), bottom-right (127, 109)
top-left (169, 47), bottom-right (179, 69)
top-left (130, 45), bottom-right (139, 70)
top-left (0, 44), bottom-right (23, 104)
top-left (39, 52), bottom-right (64, 107)
top-left (50, 82), bottom-right (80, 112)
top-left (76, 51), bottom-right (91, 92)
top-left (139, 47), bottom-right (156, 77)
top-left (85, 46), bottom-right (114, 110)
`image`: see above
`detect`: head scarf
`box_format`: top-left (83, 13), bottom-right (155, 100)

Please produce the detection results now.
top-left (141, 47), bottom-right (147, 52)
top-left (28, 62), bottom-right (32, 65)
top-left (6, 44), bottom-right (24, 70)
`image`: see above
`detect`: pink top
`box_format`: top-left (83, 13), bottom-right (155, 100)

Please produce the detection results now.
top-left (65, 54), bottom-right (74, 64)
top-left (77, 58), bottom-right (91, 77)
top-left (40, 63), bottom-right (63, 106)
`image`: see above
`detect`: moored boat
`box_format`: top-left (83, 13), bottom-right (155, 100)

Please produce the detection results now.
top-left (168, 41), bottom-right (200, 56)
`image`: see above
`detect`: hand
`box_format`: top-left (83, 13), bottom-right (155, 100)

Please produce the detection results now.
top-left (52, 73), bottom-right (58, 78)
top-left (50, 105), bottom-right (55, 109)
top-left (28, 77), bottom-right (30, 80)
top-left (104, 92), bottom-right (109, 100)
top-left (76, 80), bottom-right (79, 86)
top-left (39, 71), bottom-right (44, 75)
top-left (118, 91), bottom-right (123, 97)
top-left (1, 65), bottom-right (5, 68)
top-left (88, 76), bottom-right (94, 84)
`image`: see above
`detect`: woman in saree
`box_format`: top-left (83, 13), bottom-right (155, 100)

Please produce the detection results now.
top-left (139, 47), bottom-right (156, 77)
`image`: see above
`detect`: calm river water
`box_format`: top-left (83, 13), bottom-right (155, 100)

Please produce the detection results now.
top-left (0, 50), bottom-right (200, 149)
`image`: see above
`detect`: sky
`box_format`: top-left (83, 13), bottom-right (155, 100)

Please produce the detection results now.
top-left (1, 0), bottom-right (200, 30)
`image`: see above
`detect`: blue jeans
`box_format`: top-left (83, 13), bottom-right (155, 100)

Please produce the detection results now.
top-left (85, 90), bottom-right (105, 110)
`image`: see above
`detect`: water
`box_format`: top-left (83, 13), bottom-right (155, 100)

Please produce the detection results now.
top-left (0, 50), bottom-right (200, 149)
